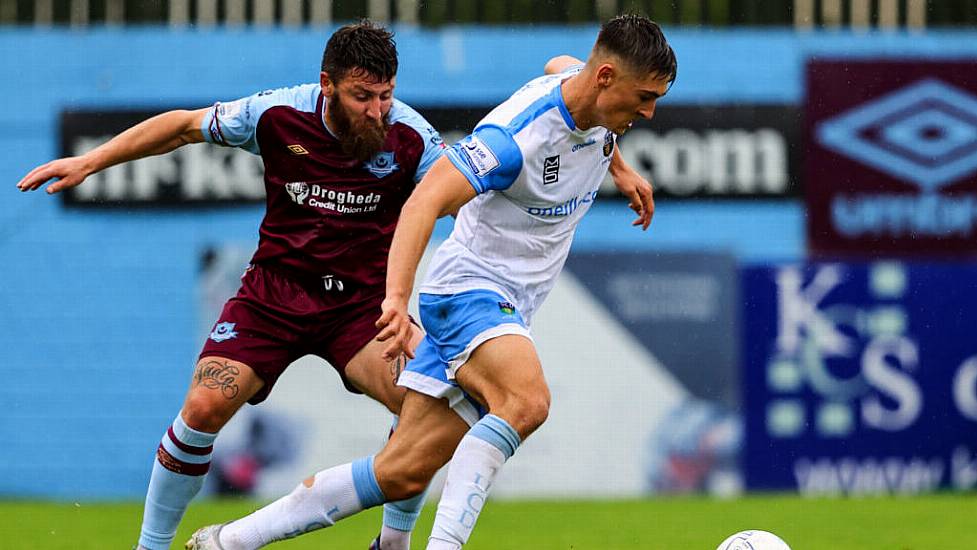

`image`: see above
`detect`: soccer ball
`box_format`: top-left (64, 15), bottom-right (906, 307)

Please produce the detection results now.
top-left (715, 530), bottom-right (791, 550)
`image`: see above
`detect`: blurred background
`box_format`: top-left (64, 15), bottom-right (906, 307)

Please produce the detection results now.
top-left (2, 0), bottom-right (976, 514)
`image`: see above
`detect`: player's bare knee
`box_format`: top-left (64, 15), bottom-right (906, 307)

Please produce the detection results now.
top-left (519, 394), bottom-right (551, 435)
top-left (180, 393), bottom-right (232, 432)
top-left (499, 393), bottom-right (550, 439)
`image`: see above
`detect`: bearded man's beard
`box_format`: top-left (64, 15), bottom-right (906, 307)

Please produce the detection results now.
top-left (329, 92), bottom-right (391, 163)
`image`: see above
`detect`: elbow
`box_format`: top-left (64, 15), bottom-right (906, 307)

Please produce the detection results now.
top-left (399, 193), bottom-right (435, 222)
top-left (175, 108), bottom-right (207, 145)
top-left (401, 189), bottom-right (456, 221)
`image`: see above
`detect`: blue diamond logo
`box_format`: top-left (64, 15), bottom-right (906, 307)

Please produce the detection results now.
top-left (816, 78), bottom-right (977, 192)
top-left (881, 109), bottom-right (977, 158)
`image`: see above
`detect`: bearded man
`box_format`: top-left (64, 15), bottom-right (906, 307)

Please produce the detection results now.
top-left (18, 20), bottom-right (442, 550)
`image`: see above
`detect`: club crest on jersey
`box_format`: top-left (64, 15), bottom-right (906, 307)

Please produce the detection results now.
top-left (209, 322), bottom-right (238, 343)
top-left (285, 181), bottom-right (310, 205)
top-left (603, 130), bottom-right (615, 157)
top-left (427, 127), bottom-right (444, 147)
top-left (364, 152), bottom-right (399, 178)
top-left (498, 301), bottom-right (516, 315)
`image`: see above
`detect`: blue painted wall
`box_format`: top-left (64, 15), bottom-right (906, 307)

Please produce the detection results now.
top-left (3, 26), bottom-right (977, 498)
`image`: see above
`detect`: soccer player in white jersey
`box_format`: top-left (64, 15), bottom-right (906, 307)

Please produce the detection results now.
top-left (377, 15), bottom-right (675, 548)
top-left (185, 14), bottom-right (675, 549)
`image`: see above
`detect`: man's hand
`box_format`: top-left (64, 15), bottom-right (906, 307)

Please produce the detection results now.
top-left (612, 163), bottom-right (654, 230)
top-left (375, 296), bottom-right (415, 362)
top-left (17, 156), bottom-right (94, 194)
top-left (17, 109), bottom-right (207, 196)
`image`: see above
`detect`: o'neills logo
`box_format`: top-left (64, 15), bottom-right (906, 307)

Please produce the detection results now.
top-left (285, 182), bottom-right (382, 214)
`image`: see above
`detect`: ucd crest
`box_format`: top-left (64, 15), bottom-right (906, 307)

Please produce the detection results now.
top-left (364, 152), bottom-right (399, 178)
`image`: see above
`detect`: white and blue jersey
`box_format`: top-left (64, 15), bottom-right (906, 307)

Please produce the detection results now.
top-left (400, 68), bottom-right (616, 425)
top-left (421, 67), bottom-right (615, 323)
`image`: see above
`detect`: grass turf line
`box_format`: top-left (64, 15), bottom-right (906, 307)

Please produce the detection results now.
top-left (2, 494), bottom-right (974, 549)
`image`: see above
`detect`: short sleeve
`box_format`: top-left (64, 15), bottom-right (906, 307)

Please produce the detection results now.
top-left (414, 126), bottom-right (446, 183)
top-left (444, 125), bottom-right (523, 193)
top-left (387, 100), bottom-right (448, 184)
top-left (200, 84), bottom-right (319, 155)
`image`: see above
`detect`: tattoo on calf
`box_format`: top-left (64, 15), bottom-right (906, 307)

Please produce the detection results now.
top-left (194, 360), bottom-right (241, 400)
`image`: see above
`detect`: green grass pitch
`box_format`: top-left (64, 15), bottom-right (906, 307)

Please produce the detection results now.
top-left (2, 494), bottom-right (974, 549)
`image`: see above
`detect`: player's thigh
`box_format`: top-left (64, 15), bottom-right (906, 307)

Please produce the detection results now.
top-left (455, 334), bottom-right (551, 439)
top-left (454, 333), bottom-right (548, 409)
top-left (374, 389), bottom-right (469, 495)
top-left (344, 322), bottom-right (424, 414)
top-left (181, 356), bottom-right (266, 432)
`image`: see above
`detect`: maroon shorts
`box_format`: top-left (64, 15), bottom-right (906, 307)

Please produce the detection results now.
top-left (199, 264), bottom-right (384, 404)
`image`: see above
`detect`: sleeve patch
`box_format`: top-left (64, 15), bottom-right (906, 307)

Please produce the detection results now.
top-left (217, 98), bottom-right (245, 119)
top-left (457, 135), bottom-right (501, 177)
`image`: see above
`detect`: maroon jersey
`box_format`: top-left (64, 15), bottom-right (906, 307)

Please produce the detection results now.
top-left (202, 83), bottom-right (444, 293)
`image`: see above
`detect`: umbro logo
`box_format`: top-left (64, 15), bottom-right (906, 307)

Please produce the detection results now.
top-left (288, 144), bottom-right (309, 155)
top-left (817, 78), bottom-right (977, 191)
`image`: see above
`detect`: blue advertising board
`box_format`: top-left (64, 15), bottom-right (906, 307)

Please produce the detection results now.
top-left (742, 262), bottom-right (977, 494)
top-left (566, 251), bottom-right (740, 407)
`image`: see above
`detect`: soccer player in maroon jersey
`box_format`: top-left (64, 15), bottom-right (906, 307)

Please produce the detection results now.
top-left (17, 21), bottom-right (443, 550)
top-left (173, 15), bottom-right (668, 550)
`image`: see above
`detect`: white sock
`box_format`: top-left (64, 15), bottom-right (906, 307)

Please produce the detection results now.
top-left (428, 415), bottom-right (520, 548)
top-left (427, 538), bottom-right (462, 550)
top-left (219, 456), bottom-right (385, 549)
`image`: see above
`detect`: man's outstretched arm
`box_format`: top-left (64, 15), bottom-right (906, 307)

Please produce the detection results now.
top-left (17, 108), bottom-right (208, 194)
top-left (375, 156), bottom-right (476, 361)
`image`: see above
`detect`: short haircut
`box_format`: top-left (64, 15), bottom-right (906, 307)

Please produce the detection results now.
top-left (321, 20), bottom-right (398, 84)
top-left (594, 14), bottom-right (677, 83)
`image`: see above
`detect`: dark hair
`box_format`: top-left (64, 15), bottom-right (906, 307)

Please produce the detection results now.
top-left (321, 20), bottom-right (398, 83)
top-left (595, 14), bottom-right (677, 83)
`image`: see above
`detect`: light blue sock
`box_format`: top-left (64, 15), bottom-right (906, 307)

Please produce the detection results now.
top-left (383, 488), bottom-right (428, 531)
top-left (138, 415), bottom-right (217, 550)
top-left (468, 414), bottom-right (521, 459)
top-left (351, 455), bottom-right (387, 508)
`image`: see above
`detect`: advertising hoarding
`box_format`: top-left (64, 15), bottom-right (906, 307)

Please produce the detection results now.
top-left (742, 262), bottom-right (977, 494)
top-left (806, 60), bottom-right (977, 257)
top-left (60, 103), bottom-right (798, 207)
